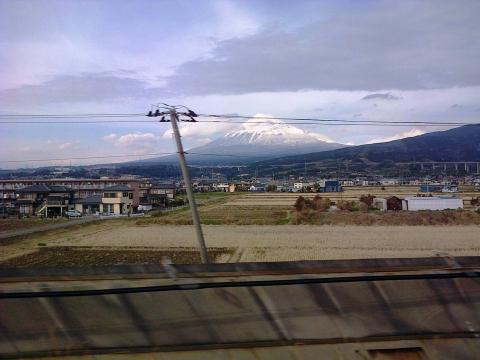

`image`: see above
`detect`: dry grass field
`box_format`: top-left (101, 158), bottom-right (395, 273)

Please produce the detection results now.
top-left (225, 185), bottom-right (480, 208)
top-left (2, 222), bottom-right (480, 265)
top-left (1, 188), bottom-right (479, 267)
top-left (138, 205), bottom-right (292, 225)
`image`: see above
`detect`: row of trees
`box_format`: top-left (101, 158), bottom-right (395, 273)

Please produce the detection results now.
top-left (294, 195), bottom-right (371, 213)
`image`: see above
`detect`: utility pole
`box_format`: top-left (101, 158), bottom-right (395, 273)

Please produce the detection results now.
top-left (148, 104), bottom-right (208, 264)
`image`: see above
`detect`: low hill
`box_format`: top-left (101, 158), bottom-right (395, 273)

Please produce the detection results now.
top-left (255, 124), bottom-right (480, 176)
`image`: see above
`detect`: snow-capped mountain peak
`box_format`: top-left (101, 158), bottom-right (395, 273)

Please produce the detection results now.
top-left (220, 115), bottom-right (335, 146)
top-left (147, 115), bottom-right (346, 164)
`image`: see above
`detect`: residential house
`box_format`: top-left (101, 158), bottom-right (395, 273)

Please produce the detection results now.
top-left (419, 183), bottom-right (444, 193)
top-left (72, 195), bottom-right (102, 215)
top-left (150, 184), bottom-right (177, 199)
top-left (441, 185), bottom-right (459, 193)
top-left (249, 184), bottom-right (266, 192)
top-left (214, 183), bottom-right (236, 192)
top-left (16, 184), bottom-right (74, 217)
top-left (101, 185), bottom-right (133, 215)
top-left (341, 180), bottom-right (355, 186)
top-left (318, 180), bottom-right (343, 193)
top-left (139, 193), bottom-right (168, 211)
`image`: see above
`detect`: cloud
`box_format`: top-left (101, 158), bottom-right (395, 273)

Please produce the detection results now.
top-left (366, 128), bottom-right (426, 144)
top-left (104, 132), bottom-right (160, 147)
top-left (102, 133), bottom-right (117, 141)
top-left (45, 139), bottom-right (79, 150)
top-left (361, 93), bottom-right (402, 101)
top-left (308, 131), bottom-right (335, 144)
top-left (0, 72), bottom-right (168, 106)
top-left (163, 1), bottom-right (480, 95)
top-left (57, 142), bottom-right (76, 150)
top-left (162, 121), bottom-right (239, 140)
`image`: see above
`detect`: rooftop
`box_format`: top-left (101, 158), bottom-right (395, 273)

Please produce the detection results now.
top-left (72, 195), bottom-right (102, 205)
top-left (152, 183), bottom-right (176, 189)
top-left (16, 184), bottom-right (73, 193)
top-left (103, 184), bottom-right (132, 192)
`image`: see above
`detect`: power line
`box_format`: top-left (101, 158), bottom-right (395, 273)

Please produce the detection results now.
top-left (0, 119), bottom-right (475, 127)
top-left (199, 113), bottom-right (478, 126)
top-left (200, 120), bottom-right (469, 127)
top-left (0, 113), bottom-right (144, 118)
top-left (0, 112), bottom-right (478, 126)
top-left (0, 120), bottom-right (158, 123)
top-left (1, 152), bottom-right (174, 163)
top-left (0, 152), bottom-right (243, 164)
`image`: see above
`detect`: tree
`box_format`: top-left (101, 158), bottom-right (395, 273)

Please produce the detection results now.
top-left (360, 194), bottom-right (374, 207)
top-left (312, 195), bottom-right (331, 212)
top-left (266, 184), bottom-right (277, 192)
top-left (294, 196), bottom-right (306, 212)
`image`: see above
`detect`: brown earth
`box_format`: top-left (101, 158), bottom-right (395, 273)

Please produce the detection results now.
top-left (0, 246), bottom-right (232, 267)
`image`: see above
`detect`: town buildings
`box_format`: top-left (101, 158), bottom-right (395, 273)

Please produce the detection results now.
top-left (0, 178), bottom-right (143, 207)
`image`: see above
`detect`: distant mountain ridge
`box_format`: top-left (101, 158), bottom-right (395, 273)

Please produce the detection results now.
top-left (256, 124), bottom-right (480, 169)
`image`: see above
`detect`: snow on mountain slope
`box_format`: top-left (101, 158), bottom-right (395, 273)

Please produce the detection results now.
top-left (215, 117), bottom-right (335, 146)
top-left (185, 116), bottom-right (345, 163)
top-left (135, 116), bottom-right (345, 164)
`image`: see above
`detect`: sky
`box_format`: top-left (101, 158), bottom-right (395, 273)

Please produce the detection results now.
top-left (1, 0), bottom-right (480, 168)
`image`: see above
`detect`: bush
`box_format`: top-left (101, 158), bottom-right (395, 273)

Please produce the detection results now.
top-left (359, 194), bottom-right (374, 207)
top-left (336, 200), bottom-right (359, 211)
top-left (294, 196), bottom-right (306, 212)
top-left (311, 196), bottom-right (331, 212)
top-left (359, 202), bottom-right (369, 213)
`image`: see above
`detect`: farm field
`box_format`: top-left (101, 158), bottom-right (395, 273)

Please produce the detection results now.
top-left (1, 189), bottom-right (479, 267)
top-left (2, 222), bottom-right (480, 266)
top-left (225, 185), bottom-right (480, 208)
top-left (0, 217), bottom-right (67, 233)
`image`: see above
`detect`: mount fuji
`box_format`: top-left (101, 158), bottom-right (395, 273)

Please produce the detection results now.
top-left (141, 117), bottom-right (345, 165)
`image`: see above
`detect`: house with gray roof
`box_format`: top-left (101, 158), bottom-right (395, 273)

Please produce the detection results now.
top-left (16, 185), bottom-right (74, 217)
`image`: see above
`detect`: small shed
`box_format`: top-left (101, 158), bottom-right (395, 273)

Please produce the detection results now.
top-left (387, 196), bottom-right (403, 211)
top-left (372, 197), bottom-right (387, 211)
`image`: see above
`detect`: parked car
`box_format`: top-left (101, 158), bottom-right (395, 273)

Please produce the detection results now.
top-left (65, 209), bottom-right (82, 218)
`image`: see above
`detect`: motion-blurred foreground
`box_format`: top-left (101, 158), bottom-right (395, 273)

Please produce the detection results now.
top-left (1, 257), bottom-right (479, 359)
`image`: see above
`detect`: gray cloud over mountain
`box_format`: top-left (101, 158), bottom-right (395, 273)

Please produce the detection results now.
top-left (362, 93), bottom-right (402, 101)
top-left (1, 1), bottom-right (479, 106)
top-left (0, 73), bottom-right (168, 106)
top-left (164, 0), bottom-right (480, 95)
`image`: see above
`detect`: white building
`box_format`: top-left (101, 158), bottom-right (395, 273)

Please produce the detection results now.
top-left (381, 179), bottom-right (400, 186)
top-left (372, 197), bottom-right (387, 211)
top-left (293, 183), bottom-right (304, 190)
top-left (403, 196), bottom-right (463, 211)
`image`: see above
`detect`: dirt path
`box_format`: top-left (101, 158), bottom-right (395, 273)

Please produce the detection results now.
top-left (2, 223), bottom-right (480, 263)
